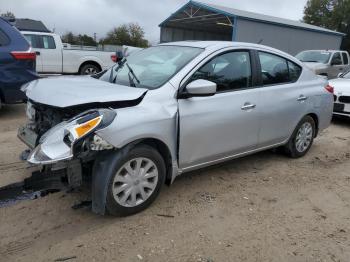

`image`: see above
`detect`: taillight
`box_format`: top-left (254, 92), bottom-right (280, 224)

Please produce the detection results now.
top-left (111, 54), bottom-right (117, 63)
top-left (325, 84), bottom-right (334, 94)
top-left (11, 51), bottom-right (36, 61)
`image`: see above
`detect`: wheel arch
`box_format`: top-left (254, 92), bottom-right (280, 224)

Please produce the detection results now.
top-left (125, 137), bottom-right (175, 186)
top-left (78, 60), bottom-right (102, 74)
top-left (306, 112), bottom-right (319, 137)
top-left (91, 137), bottom-right (176, 215)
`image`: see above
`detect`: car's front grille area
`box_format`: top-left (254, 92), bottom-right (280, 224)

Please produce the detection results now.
top-left (31, 102), bottom-right (78, 138)
top-left (339, 96), bottom-right (350, 103)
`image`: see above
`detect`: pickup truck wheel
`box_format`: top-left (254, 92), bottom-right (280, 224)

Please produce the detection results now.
top-left (284, 116), bottom-right (315, 158)
top-left (79, 64), bottom-right (100, 75)
top-left (105, 145), bottom-right (166, 216)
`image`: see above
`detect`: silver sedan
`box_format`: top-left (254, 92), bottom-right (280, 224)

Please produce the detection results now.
top-left (19, 41), bottom-right (334, 216)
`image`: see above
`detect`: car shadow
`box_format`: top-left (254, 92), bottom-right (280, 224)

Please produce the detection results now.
top-left (0, 103), bottom-right (26, 118)
top-left (332, 115), bottom-right (350, 127)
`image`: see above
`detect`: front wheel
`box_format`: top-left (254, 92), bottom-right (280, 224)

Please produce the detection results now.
top-left (105, 145), bottom-right (166, 216)
top-left (284, 116), bottom-right (316, 158)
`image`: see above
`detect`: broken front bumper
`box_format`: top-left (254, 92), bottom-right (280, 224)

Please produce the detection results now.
top-left (18, 108), bottom-right (117, 165)
top-left (18, 122), bottom-right (74, 165)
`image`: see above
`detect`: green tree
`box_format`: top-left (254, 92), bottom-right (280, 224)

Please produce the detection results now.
top-left (100, 23), bottom-right (149, 47)
top-left (61, 32), bottom-right (97, 46)
top-left (303, 0), bottom-right (350, 51)
top-left (0, 11), bottom-right (15, 19)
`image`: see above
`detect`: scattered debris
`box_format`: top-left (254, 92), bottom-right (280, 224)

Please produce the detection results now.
top-left (199, 192), bottom-right (216, 202)
top-left (156, 214), bottom-right (175, 218)
top-left (137, 254), bottom-right (143, 260)
top-left (54, 256), bottom-right (77, 262)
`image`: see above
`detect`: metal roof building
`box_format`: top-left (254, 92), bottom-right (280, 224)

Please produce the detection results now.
top-left (159, 1), bottom-right (345, 55)
top-left (14, 18), bottom-right (50, 33)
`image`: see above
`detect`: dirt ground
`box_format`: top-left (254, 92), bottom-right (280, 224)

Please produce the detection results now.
top-left (0, 104), bottom-right (349, 262)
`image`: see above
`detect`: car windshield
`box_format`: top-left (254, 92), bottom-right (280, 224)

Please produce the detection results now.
top-left (100, 45), bottom-right (203, 89)
top-left (296, 51), bottom-right (331, 64)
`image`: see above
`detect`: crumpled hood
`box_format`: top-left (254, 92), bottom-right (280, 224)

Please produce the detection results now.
top-left (303, 62), bottom-right (327, 71)
top-left (329, 78), bottom-right (350, 94)
top-left (25, 76), bottom-right (147, 108)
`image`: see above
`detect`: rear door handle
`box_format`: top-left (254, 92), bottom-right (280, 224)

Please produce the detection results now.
top-left (297, 95), bottom-right (308, 102)
top-left (241, 103), bottom-right (256, 111)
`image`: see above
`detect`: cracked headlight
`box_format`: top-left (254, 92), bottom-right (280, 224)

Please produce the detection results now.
top-left (27, 109), bottom-right (116, 165)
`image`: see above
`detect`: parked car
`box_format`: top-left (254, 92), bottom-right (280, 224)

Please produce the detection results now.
top-left (18, 41), bottom-right (333, 216)
top-left (0, 17), bottom-right (39, 108)
top-left (296, 50), bottom-right (350, 79)
top-left (329, 70), bottom-right (350, 118)
top-left (21, 31), bottom-right (116, 75)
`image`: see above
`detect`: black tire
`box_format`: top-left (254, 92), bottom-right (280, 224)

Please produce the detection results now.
top-left (79, 64), bottom-right (101, 75)
top-left (284, 115), bottom-right (316, 158)
top-left (104, 145), bottom-right (166, 216)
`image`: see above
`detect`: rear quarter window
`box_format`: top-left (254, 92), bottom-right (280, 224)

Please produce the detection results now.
top-left (0, 29), bottom-right (10, 46)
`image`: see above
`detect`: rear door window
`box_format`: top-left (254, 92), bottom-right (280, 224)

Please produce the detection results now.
top-left (0, 29), bottom-right (10, 46)
top-left (258, 52), bottom-right (302, 85)
top-left (288, 61), bottom-right (302, 82)
top-left (342, 52), bottom-right (349, 65)
top-left (258, 52), bottom-right (289, 85)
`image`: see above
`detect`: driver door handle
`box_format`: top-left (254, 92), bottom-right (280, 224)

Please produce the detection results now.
top-left (297, 95), bottom-right (308, 102)
top-left (241, 103), bottom-right (256, 111)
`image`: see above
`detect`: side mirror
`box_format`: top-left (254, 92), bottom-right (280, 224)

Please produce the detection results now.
top-left (180, 79), bottom-right (217, 98)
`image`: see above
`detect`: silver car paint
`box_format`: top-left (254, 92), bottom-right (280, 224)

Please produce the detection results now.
top-left (26, 76), bottom-right (147, 107)
top-left (24, 41), bottom-right (333, 182)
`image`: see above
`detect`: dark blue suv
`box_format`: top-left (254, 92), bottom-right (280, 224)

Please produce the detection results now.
top-left (0, 17), bottom-right (39, 108)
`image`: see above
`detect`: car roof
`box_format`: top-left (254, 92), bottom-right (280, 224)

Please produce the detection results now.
top-left (159, 41), bottom-right (300, 62)
top-left (160, 40), bottom-right (284, 52)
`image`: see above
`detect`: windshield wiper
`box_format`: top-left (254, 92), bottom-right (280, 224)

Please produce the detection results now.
top-left (125, 62), bottom-right (140, 87)
top-left (109, 59), bottom-right (126, 83)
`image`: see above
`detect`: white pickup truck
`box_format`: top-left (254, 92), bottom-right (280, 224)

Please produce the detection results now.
top-left (21, 31), bottom-right (116, 75)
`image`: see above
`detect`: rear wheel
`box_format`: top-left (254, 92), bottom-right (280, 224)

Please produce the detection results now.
top-left (79, 64), bottom-right (100, 75)
top-left (105, 145), bottom-right (166, 216)
top-left (284, 116), bottom-right (315, 158)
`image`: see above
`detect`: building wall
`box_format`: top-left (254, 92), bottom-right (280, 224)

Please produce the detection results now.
top-left (160, 26), bottom-right (232, 43)
top-left (235, 19), bottom-right (343, 55)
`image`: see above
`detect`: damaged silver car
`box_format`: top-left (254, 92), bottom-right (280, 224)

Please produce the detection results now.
top-left (19, 41), bottom-right (334, 216)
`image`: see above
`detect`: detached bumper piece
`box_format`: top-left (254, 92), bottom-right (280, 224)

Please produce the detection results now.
top-left (19, 158), bottom-right (83, 189)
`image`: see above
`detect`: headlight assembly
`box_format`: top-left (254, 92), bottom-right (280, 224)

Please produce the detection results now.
top-left (27, 109), bottom-right (116, 165)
